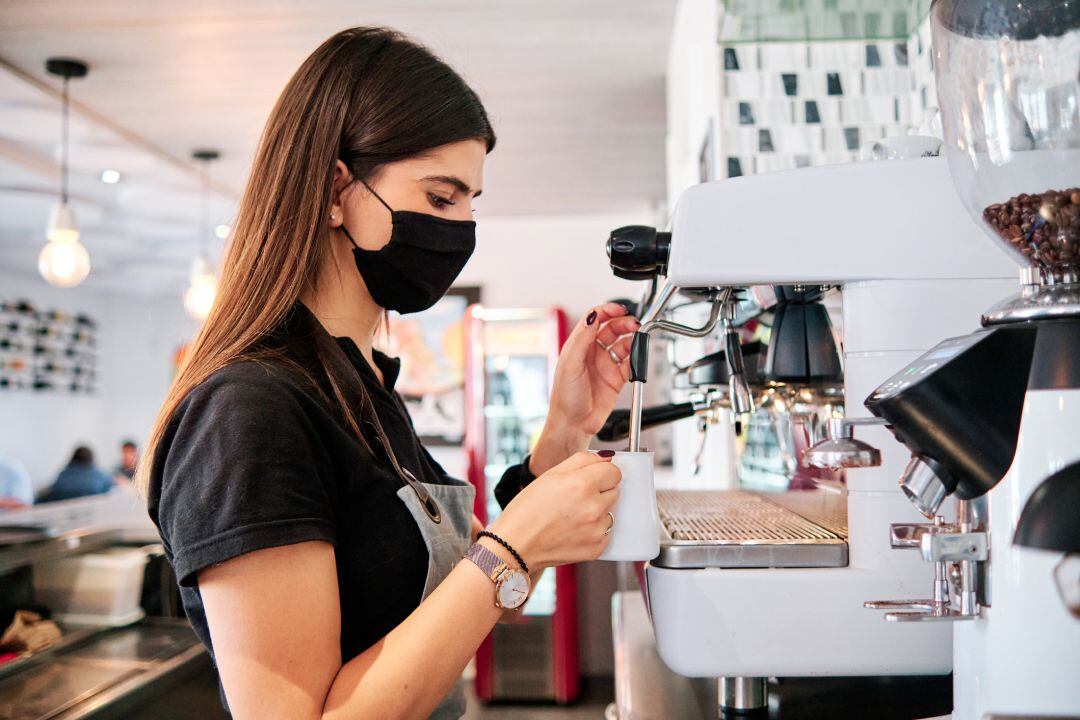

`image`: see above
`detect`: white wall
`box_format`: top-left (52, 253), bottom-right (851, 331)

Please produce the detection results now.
top-left (666, 0), bottom-right (722, 213)
top-left (0, 270), bottom-right (193, 493)
top-left (461, 211), bottom-right (658, 316)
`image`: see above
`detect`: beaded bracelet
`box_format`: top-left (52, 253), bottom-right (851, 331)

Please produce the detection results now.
top-left (476, 530), bottom-right (529, 575)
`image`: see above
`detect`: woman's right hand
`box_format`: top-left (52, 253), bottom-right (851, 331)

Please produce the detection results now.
top-left (488, 451), bottom-right (621, 570)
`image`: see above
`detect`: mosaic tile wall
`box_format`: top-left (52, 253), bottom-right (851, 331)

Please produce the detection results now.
top-left (718, 12), bottom-right (937, 178)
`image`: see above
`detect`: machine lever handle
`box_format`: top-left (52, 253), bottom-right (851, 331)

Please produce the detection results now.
top-left (628, 331), bottom-right (650, 383)
top-left (598, 402), bottom-right (697, 442)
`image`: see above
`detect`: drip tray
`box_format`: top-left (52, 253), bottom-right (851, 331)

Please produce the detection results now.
top-left (654, 490), bottom-right (848, 569)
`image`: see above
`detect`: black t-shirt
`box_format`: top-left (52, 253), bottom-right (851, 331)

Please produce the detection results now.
top-left (147, 314), bottom-right (465, 673)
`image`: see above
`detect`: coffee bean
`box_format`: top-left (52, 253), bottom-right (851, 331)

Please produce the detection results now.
top-left (985, 188), bottom-right (1080, 276)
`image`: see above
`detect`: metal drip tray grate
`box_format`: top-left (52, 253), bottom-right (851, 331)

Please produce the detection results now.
top-left (654, 490), bottom-right (848, 569)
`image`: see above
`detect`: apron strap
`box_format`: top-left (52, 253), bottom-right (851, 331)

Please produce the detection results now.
top-left (298, 307), bottom-right (443, 524)
top-left (364, 411), bottom-right (443, 524)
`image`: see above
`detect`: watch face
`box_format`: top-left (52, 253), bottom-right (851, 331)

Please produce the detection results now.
top-left (496, 569), bottom-right (530, 609)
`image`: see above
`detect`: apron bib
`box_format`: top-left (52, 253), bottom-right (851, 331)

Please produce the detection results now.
top-left (357, 379), bottom-right (476, 720)
top-left (396, 475), bottom-right (475, 720)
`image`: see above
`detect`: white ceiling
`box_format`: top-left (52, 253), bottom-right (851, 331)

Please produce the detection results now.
top-left (0, 0), bottom-right (675, 296)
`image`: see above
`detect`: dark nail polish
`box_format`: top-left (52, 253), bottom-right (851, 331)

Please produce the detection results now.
top-left (586, 311), bottom-right (597, 326)
top-left (598, 449), bottom-right (616, 458)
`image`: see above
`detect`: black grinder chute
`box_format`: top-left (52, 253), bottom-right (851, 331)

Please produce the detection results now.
top-left (864, 325), bottom-right (1038, 516)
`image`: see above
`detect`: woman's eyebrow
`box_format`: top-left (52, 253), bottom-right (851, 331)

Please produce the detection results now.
top-left (422, 174), bottom-right (482, 198)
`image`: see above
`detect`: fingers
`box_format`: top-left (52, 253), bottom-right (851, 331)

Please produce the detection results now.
top-left (589, 302), bottom-right (630, 327)
top-left (598, 486), bottom-right (620, 510)
top-left (589, 461), bottom-right (622, 492)
top-left (595, 315), bottom-right (640, 348)
top-left (557, 449), bottom-right (611, 471)
top-left (560, 303), bottom-right (634, 371)
top-left (605, 335), bottom-right (632, 362)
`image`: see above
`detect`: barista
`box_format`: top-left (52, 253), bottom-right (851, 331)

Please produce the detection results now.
top-left (139, 27), bottom-right (637, 720)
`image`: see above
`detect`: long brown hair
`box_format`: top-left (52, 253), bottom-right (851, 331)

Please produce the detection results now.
top-left (136, 27), bottom-right (495, 494)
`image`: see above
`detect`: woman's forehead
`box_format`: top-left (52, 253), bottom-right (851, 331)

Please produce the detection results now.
top-left (399, 140), bottom-right (486, 190)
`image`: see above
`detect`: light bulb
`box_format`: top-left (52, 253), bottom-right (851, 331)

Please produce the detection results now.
top-left (46, 202), bottom-right (80, 243)
top-left (38, 238), bottom-right (91, 288)
top-left (184, 257), bottom-right (218, 320)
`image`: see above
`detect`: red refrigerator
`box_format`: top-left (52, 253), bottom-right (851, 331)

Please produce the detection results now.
top-left (464, 306), bottom-right (579, 704)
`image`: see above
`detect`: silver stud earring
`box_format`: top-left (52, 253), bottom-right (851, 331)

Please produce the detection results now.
top-left (330, 212), bottom-right (336, 221)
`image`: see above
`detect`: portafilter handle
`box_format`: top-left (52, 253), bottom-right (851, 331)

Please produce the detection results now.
top-left (828, 416), bottom-right (887, 439)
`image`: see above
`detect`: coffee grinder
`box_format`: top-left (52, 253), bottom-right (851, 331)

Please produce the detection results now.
top-left (861, 2), bottom-right (1080, 717)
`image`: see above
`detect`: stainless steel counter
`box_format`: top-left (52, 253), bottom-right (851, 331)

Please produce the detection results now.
top-left (0, 618), bottom-right (207, 720)
top-left (0, 529), bottom-right (123, 577)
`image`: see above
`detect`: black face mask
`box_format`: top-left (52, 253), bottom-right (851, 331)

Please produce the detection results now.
top-left (341, 181), bottom-right (476, 314)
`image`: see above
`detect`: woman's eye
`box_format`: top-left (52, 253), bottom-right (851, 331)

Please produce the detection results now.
top-left (428, 193), bottom-right (454, 209)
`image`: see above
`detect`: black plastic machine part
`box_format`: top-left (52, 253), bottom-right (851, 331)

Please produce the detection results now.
top-left (597, 342), bottom-right (765, 442)
top-left (688, 340), bottom-right (764, 387)
top-left (606, 225), bottom-right (671, 281)
top-left (865, 324), bottom-right (1038, 500)
top-left (598, 402), bottom-right (697, 442)
top-left (628, 331), bottom-right (650, 383)
top-left (1014, 461), bottom-right (1080, 554)
top-left (763, 285), bottom-right (843, 385)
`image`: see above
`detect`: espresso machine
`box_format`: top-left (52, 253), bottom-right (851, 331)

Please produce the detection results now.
top-left (857, 3), bottom-right (1080, 718)
top-left (604, 154), bottom-right (1018, 715)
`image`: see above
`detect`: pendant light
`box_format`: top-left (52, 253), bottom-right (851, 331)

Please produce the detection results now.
top-left (39, 58), bottom-right (91, 288)
top-left (184, 149), bottom-right (220, 321)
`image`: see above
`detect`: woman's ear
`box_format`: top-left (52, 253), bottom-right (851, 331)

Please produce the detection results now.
top-left (329, 160), bottom-right (352, 228)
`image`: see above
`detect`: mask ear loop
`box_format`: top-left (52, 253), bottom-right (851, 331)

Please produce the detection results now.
top-left (358, 179), bottom-right (395, 214)
top-left (335, 179), bottom-right (395, 249)
top-left (340, 224), bottom-right (360, 249)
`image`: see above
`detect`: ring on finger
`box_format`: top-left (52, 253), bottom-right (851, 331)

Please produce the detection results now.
top-left (604, 511), bottom-right (615, 535)
top-left (607, 347), bottom-right (621, 364)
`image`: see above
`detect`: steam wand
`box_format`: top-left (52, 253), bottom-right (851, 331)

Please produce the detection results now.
top-left (721, 288), bottom-right (755, 417)
top-left (627, 281), bottom-right (724, 452)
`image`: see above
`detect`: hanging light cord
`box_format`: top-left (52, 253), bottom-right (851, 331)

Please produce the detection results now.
top-left (200, 159), bottom-right (210, 259)
top-left (61, 76), bottom-right (70, 204)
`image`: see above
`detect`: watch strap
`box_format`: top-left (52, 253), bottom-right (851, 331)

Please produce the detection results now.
top-left (466, 543), bottom-right (506, 582)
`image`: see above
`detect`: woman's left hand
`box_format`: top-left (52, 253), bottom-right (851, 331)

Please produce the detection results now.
top-left (530, 302), bottom-right (640, 475)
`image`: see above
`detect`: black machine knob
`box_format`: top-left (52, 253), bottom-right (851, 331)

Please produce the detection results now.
top-left (606, 225), bottom-right (671, 280)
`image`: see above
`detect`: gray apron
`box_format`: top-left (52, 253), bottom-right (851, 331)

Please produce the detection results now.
top-left (364, 391), bottom-right (476, 719)
top-left (396, 474), bottom-right (475, 720)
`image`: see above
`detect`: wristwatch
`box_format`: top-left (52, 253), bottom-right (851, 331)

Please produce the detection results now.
top-left (465, 543), bottom-right (531, 610)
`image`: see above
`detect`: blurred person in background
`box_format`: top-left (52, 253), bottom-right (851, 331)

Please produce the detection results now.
top-left (40, 447), bottom-right (114, 503)
top-left (0, 454), bottom-right (34, 510)
top-left (114, 439), bottom-right (138, 482)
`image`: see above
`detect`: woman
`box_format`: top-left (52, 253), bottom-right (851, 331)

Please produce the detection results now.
top-left (139, 27), bottom-right (638, 720)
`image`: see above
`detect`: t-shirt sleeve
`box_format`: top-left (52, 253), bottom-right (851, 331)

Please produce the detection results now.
top-left (154, 366), bottom-right (336, 587)
top-left (494, 461), bottom-right (536, 510)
